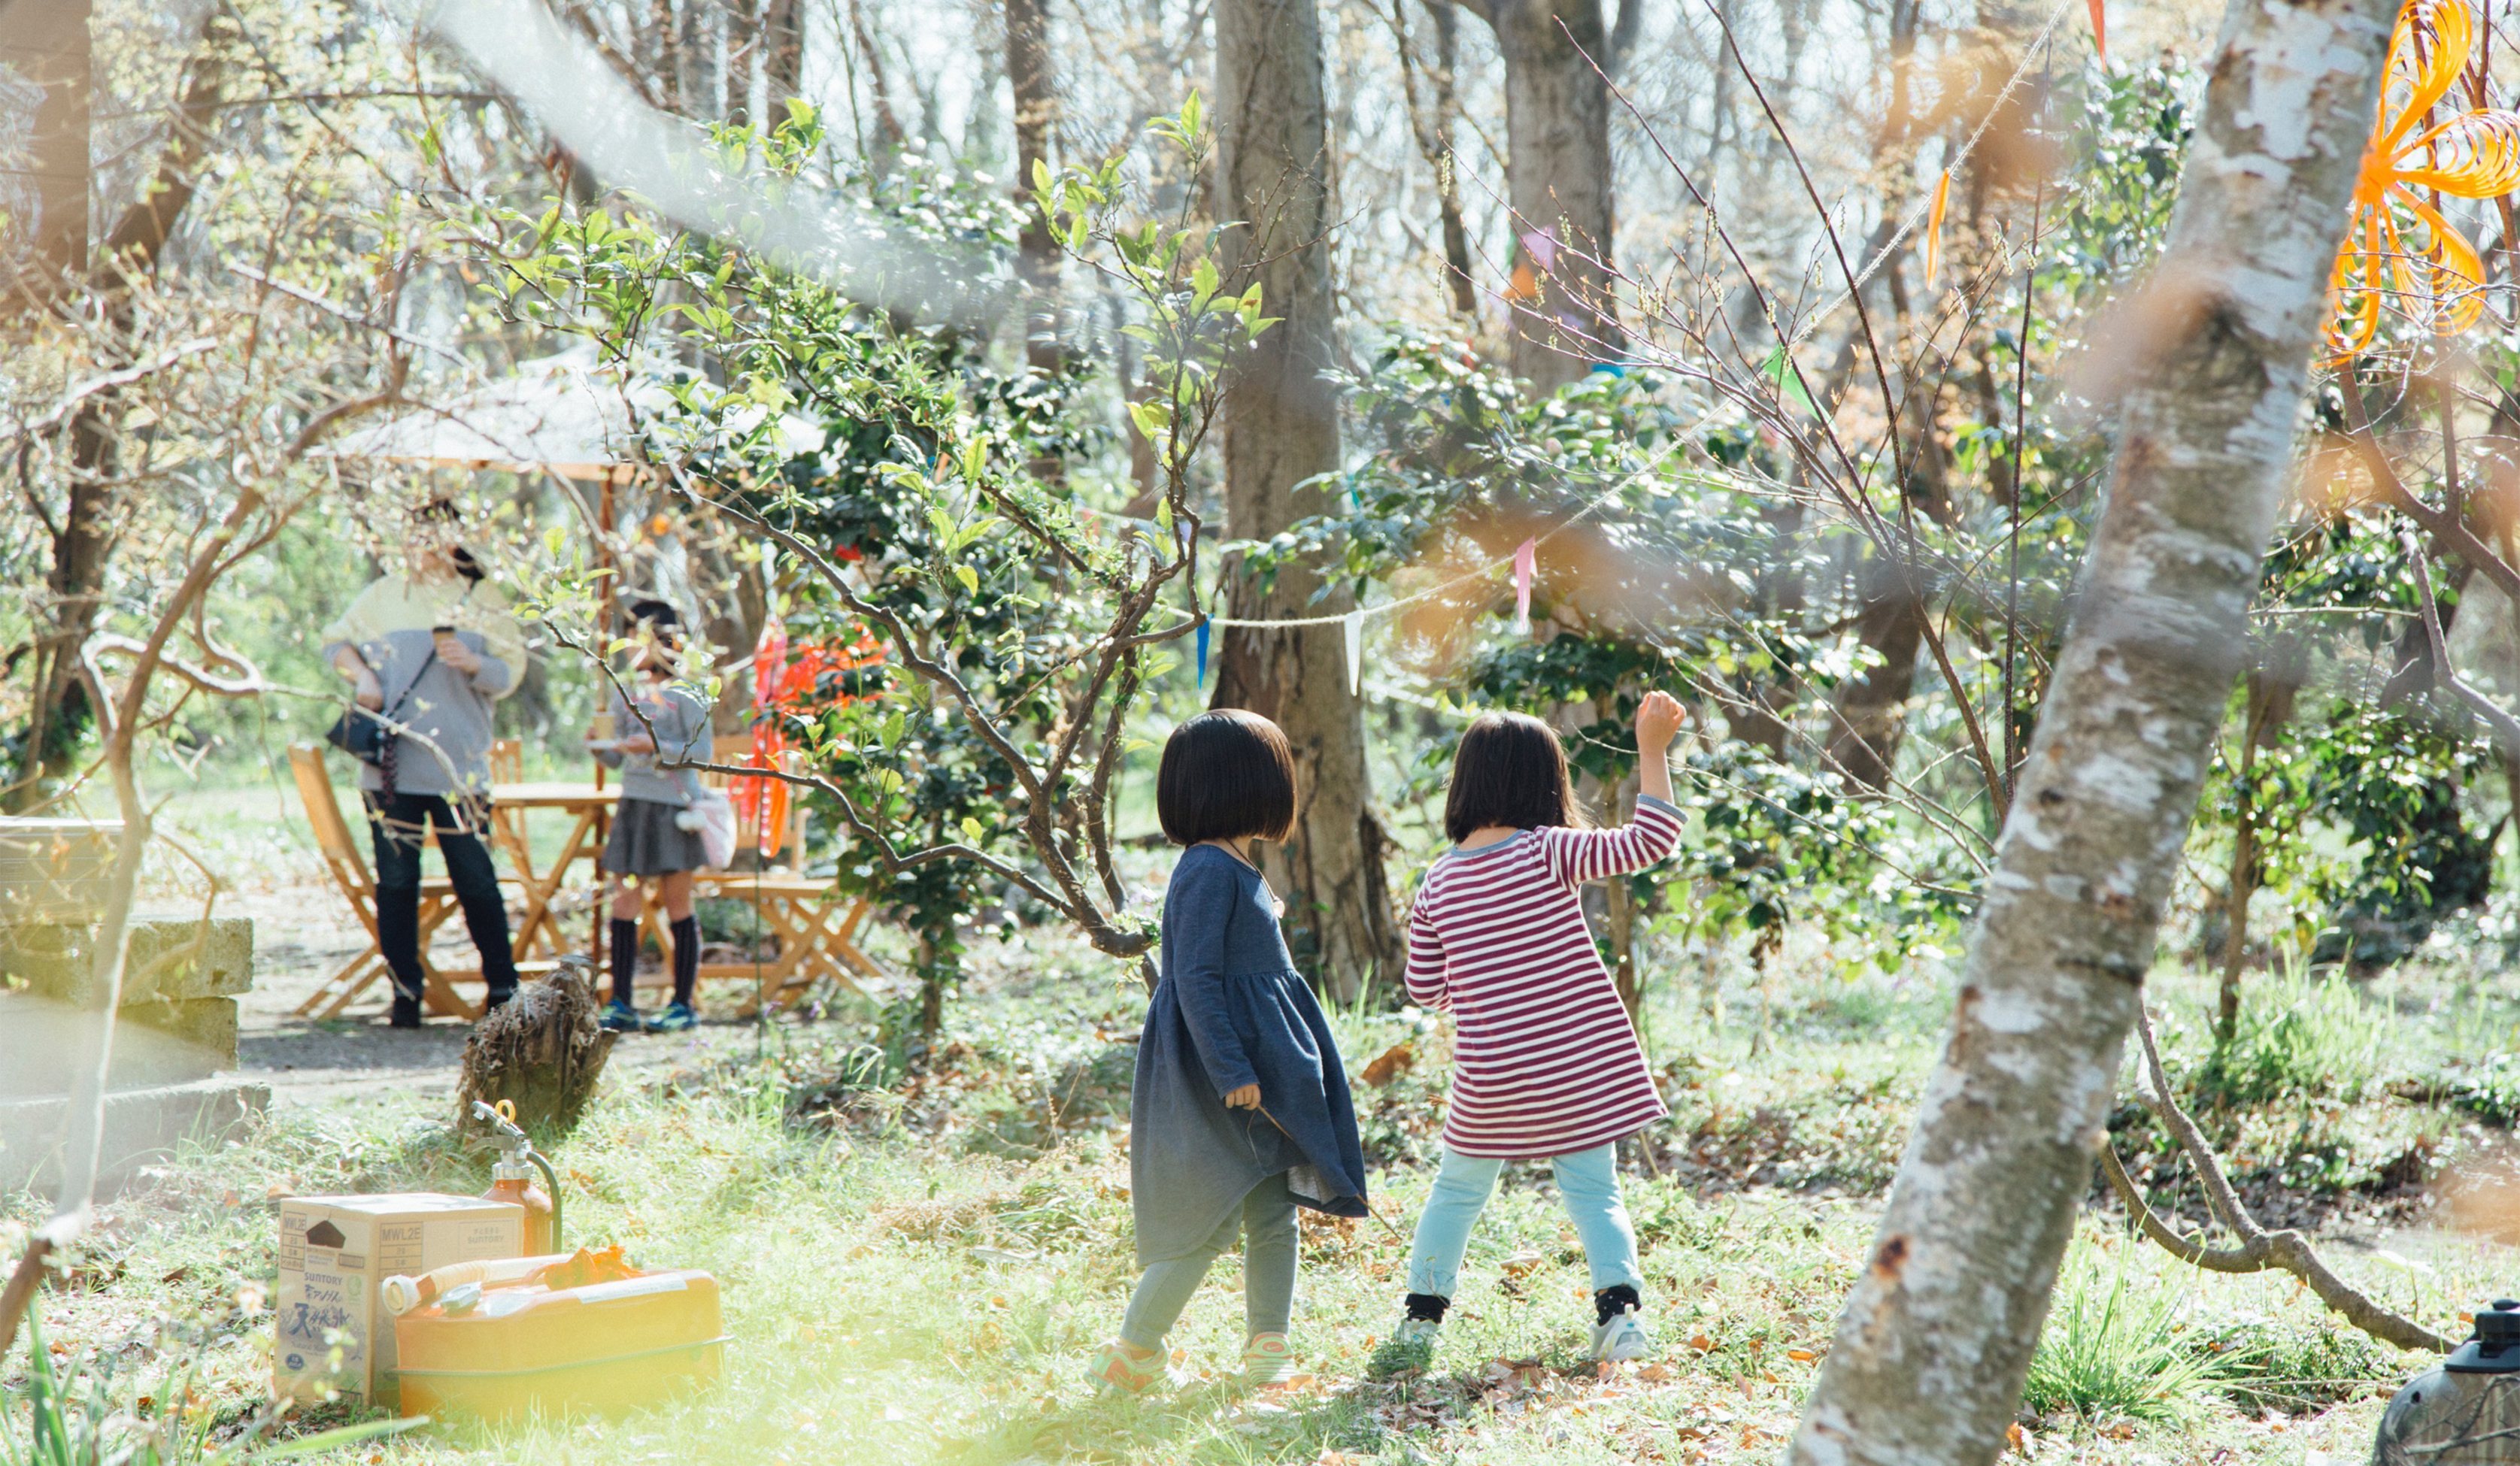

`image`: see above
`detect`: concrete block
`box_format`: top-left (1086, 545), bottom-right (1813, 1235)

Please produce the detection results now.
top-left (0, 819), bottom-right (119, 922)
top-left (0, 1077), bottom-right (269, 1197)
top-left (0, 992), bottom-right (236, 1098)
top-left (0, 915), bottom-right (253, 1004)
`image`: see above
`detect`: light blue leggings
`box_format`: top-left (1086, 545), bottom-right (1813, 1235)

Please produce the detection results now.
top-left (1405, 1143), bottom-right (1644, 1298)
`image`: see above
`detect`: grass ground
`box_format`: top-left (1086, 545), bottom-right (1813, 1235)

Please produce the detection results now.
top-left (11, 917), bottom-right (2520, 1465)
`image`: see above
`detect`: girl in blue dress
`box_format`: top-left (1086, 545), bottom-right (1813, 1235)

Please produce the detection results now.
top-left (1087, 710), bottom-right (1369, 1392)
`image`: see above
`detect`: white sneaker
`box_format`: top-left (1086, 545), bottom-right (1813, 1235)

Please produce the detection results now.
top-left (1590, 1306), bottom-right (1654, 1362)
top-left (1369, 1316), bottom-right (1442, 1378)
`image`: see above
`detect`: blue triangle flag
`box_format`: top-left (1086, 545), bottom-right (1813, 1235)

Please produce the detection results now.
top-left (1195, 616), bottom-right (1211, 687)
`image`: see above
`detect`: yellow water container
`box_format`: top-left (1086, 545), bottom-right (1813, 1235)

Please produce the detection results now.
top-left (391, 1269), bottom-right (724, 1421)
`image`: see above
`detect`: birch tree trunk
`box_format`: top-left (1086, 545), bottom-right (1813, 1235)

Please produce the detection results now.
top-left (1787, 0), bottom-right (2394, 1458)
top-left (757, 0), bottom-right (802, 114)
top-left (1211, 0), bottom-right (1399, 1000)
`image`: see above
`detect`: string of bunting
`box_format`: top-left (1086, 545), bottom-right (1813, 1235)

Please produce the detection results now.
top-left (1190, 439), bottom-right (1691, 690)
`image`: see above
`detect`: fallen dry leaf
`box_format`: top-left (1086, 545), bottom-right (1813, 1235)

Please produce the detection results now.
top-left (1358, 1040), bottom-right (1415, 1086)
top-left (1785, 1348), bottom-right (1816, 1362)
top-left (1689, 1334), bottom-right (1715, 1353)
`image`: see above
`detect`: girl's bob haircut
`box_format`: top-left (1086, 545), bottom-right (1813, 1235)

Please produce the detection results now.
top-left (1158, 710), bottom-right (1298, 845)
top-left (1444, 711), bottom-right (1588, 844)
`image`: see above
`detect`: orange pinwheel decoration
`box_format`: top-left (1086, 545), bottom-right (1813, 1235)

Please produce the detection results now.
top-left (2327, 0), bottom-right (2520, 357)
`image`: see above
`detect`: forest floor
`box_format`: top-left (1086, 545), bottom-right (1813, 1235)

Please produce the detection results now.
top-left (9, 783), bottom-right (2520, 1463)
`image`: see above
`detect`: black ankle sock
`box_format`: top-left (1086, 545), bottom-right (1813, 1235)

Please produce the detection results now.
top-left (670, 916), bottom-right (699, 1007)
top-left (608, 919), bottom-right (638, 1005)
top-left (1404, 1292), bottom-right (1448, 1324)
top-left (1594, 1285), bottom-right (1641, 1327)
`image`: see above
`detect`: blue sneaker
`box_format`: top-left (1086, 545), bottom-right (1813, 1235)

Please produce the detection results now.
top-left (598, 1000), bottom-right (643, 1033)
top-left (647, 1001), bottom-right (697, 1033)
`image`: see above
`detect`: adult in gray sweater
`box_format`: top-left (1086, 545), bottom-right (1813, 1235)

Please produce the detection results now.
top-left (321, 531), bottom-right (526, 1028)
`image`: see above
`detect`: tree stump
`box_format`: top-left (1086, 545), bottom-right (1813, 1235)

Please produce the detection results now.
top-left (456, 967), bottom-right (614, 1137)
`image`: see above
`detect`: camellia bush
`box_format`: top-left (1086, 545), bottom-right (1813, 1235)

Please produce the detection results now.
top-left (472, 98), bottom-right (1270, 1045)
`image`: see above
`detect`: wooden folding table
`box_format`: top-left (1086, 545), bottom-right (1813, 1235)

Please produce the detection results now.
top-left (487, 780), bottom-right (617, 963)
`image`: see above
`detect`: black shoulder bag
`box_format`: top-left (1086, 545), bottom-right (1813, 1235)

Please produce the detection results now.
top-left (325, 644), bottom-right (438, 785)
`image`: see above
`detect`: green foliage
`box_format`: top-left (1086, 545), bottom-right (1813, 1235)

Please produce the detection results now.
top-left (2199, 512), bottom-right (2503, 976)
top-left (0, 1317), bottom-right (408, 1465)
top-left (2194, 972), bottom-right (2391, 1109)
top-left (481, 95), bottom-right (1254, 1042)
top-left (2020, 1260), bottom-right (2224, 1427)
top-left (2200, 1315), bottom-right (2403, 1416)
top-left (2049, 61), bottom-right (2196, 301)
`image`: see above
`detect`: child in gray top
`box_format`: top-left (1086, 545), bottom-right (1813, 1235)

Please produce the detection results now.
top-left (590, 599), bottom-right (714, 1034)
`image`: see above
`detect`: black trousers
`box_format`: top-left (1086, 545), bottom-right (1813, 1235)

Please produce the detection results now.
top-left (365, 791), bottom-right (520, 1004)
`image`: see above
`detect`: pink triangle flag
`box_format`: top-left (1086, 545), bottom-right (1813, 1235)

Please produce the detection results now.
top-left (1520, 227), bottom-right (1559, 274)
top-left (1512, 538), bottom-right (1536, 635)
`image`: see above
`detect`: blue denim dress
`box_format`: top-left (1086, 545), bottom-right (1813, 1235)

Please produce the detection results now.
top-left (1130, 844), bottom-right (1369, 1265)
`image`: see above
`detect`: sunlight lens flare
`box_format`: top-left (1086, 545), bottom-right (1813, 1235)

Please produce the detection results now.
top-left (420, 0), bottom-right (999, 326)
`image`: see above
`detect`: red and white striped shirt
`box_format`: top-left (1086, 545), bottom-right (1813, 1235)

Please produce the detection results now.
top-left (1403, 796), bottom-right (1685, 1159)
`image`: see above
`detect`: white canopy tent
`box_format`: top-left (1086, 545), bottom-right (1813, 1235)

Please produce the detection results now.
top-left (320, 346), bottom-right (825, 481)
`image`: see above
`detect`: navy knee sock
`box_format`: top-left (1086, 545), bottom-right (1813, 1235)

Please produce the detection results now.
top-left (608, 919), bottom-right (638, 1006)
top-left (670, 916), bottom-right (699, 1007)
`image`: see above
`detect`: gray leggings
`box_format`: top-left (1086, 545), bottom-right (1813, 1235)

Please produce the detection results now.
top-left (1121, 1171), bottom-right (1299, 1350)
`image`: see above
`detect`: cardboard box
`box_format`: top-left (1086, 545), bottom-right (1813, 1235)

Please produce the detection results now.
top-left (274, 1193), bottom-right (523, 1407)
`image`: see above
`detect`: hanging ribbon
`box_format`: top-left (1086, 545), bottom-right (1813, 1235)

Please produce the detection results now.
top-left (1511, 538), bottom-right (1536, 635)
top-left (1923, 170), bottom-right (1952, 288)
top-left (738, 611), bottom-right (792, 856)
top-left (2088, 0), bottom-right (2105, 62)
top-left (751, 611), bottom-right (788, 711)
top-left (1194, 615), bottom-right (1210, 687)
top-left (1342, 610), bottom-right (1364, 695)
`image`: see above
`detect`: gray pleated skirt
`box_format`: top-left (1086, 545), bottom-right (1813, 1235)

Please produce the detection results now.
top-left (602, 797), bottom-right (708, 876)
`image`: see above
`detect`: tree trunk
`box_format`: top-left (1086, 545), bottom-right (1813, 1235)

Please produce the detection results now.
top-left (675, 0), bottom-right (719, 120)
top-left (1824, 549), bottom-right (1928, 790)
top-left (1211, 0), bottom-right (1399, 1001)
top-left (1465, 0), bottom-right (1618, 391)
top-left (760, 0), bottom-right (802, 109)
top-left (1786, 0), bottom-right (2393, 1458)
top-left (1392, 0), bottom-right (1477, 316)
top-left (13, 14), bottom-right (225, 811)
top-left (2215, 638), bottom-right (2301, 1043)
top-left (1007, 0), bottom-right (1059, 377)
top-left (0, 0), bottom-right (88, 313)
top-left (456, 964), bottom-right (616, 1136)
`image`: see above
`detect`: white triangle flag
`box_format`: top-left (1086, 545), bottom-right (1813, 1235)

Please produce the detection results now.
top-left (1343, 609), bottom-right (1364, 695)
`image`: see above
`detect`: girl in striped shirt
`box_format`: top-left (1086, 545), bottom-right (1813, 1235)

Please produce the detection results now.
top-left (1383, 692), bottom-right (1686, 1370)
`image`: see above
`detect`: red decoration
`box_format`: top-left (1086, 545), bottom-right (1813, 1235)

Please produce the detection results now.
top-left (730, 618), bottom-right (887, 857)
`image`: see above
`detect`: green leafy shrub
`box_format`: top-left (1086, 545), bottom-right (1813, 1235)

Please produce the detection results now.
top-left (0, 1318), bottom-right (406, 1465)
top-left (2194, 972), bottom-right (2390, 1108)
top-left (2200, 1316), bottom-right (2403, 1415)
top-left (2020, 1262), bottom-right (2224, 1426)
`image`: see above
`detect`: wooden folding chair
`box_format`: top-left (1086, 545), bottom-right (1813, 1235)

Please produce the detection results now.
top-left (288, 744), bottom-right (475, 1020)
top-left (490, 738), bottom-right (524, 783)
top-left (635, 753), bottom-right (887, 1013)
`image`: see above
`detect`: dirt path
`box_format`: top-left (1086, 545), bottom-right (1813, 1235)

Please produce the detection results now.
top-left (90, 783), bottom-right (774, 1116)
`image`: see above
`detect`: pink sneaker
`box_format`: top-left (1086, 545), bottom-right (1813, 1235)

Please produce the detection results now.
top-left (1243, 1332), bottom-right (1296, 1384)
top-left (1086, 1339), bottom-right (1163, 1395)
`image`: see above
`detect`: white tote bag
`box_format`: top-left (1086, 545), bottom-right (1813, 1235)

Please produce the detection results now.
top-left (675, 789), bottom-right (738, 870)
